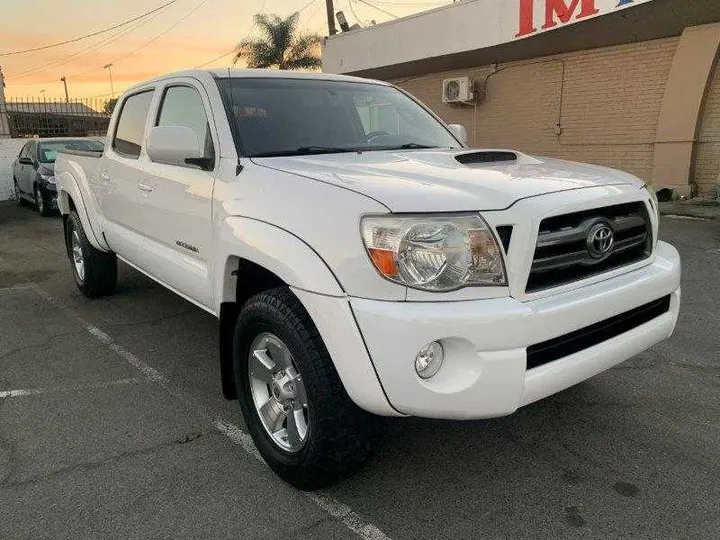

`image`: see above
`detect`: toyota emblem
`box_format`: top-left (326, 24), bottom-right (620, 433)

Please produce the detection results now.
top-left (587, 222), bottom-right (614, 258)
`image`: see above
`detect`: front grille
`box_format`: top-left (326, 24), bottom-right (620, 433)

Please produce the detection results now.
top-left (526, 202), bottom-right (652, 293)
top-left (526, 295), bottom-right (671, 370)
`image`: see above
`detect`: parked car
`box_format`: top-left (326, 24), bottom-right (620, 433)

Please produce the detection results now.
top-left (54, 70), bottom-right (681, 489)
top-left (13, 138), bottom-right (104, 216)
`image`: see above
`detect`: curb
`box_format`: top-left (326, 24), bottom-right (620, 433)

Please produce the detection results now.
top-left (659, 201), bottom-right (720, 221)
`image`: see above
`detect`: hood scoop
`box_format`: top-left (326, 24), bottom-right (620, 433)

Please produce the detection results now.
top-left (455, 151), bottom-right (518, 167)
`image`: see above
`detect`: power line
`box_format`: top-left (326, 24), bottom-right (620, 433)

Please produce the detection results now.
top-left (8, 5), bottom-right (173, 82)
top-left (76, 0), bottom-right (215, 78)
top-left (355, 0), bottom-right (398, 18)
top-left (0, 1), bottom-right (177, 57)
top-left (372, 0), bottom-right (448, 5)
top-left (348, 0), bottom-right (363, 25)
top-left (297, 0), bottom-right (320, 12)
top-left (194, 47), bottom-right (237, 69)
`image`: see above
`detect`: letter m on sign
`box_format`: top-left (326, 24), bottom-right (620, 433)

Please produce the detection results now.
top-left (542, 0), bottom-right (600, 30)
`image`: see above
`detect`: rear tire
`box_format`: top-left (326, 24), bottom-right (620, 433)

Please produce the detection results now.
top-left (66, 211), bottom-right (117, 298)
top-left (233, 287), bottom-right (375, 490)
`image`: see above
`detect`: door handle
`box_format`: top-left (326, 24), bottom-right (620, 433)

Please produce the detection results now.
top-left (138, 183), bottom-right (154, 193)
top-left (100, 172), bottom-right (110, 181)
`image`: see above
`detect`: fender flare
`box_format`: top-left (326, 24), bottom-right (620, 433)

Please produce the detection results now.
top-left (56, 168), bottom-right (110, 252)
top-left (215, 216), bottom-right (345, 307)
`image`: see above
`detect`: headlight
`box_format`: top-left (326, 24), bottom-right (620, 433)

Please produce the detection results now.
top-left (40, 173), bottom-right (55, 184)
top-left (361, 214), bottom-right (507, 291)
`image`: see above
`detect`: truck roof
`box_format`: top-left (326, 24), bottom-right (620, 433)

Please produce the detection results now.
top-left (123, 69), bottom-right (389, 94)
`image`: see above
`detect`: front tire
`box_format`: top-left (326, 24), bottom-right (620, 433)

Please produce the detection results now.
top-left (233, 287), bottom-right (375, 490)
top-left (66, 211), bottom-right (117, 298)
top-left (35, 185), bottom-right (51, 217)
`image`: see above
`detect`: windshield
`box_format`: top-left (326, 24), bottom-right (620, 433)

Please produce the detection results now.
top-left (38, 139), bottom-right (105, 163)
top-left (216, 78), bottom-right (462, 157)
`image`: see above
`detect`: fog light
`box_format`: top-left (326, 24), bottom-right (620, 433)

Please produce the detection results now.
top-left (415, 341), bottom-right (444, 379)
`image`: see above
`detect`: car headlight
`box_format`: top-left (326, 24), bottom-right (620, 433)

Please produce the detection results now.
top-left (40, 173), bottom-right (55, 184)
top-left (361, 214), bottom-right (507, 291)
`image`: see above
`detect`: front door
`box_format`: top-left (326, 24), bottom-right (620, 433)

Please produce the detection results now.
top-left (18, 142), bottom-right (35, 194)
top-left (137, 81), bottom-right (217, 310)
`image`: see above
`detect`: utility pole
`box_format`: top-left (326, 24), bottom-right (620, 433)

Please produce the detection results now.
top-left (60, 76), bottom-right (69, 103)
top-left (326, 0), bottom-right (337, 36)
top-left (104, 63), bottom-right (115, 98)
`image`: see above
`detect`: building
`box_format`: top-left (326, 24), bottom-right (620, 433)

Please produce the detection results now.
top-left (323, 0), bottom-right (720, 198)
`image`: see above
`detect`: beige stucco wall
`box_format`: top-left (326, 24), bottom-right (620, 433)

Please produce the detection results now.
top-left (694, 49), bottom-right (720, 196)
top-left (396, 37), bottom-right (680, 185)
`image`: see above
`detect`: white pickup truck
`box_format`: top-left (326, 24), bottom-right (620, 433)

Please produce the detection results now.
top-left (55, 69), bottom-right (681, 489)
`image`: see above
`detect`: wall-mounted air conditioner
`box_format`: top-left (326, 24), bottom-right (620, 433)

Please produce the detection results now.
top-left (442, 77), bottom-right (474, 104)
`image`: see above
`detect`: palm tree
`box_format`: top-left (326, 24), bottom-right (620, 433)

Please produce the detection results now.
top-left (233, 12), bottom-right (322, 70)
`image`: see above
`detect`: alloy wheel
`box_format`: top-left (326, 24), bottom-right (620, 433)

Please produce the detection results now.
top-left (35, 187), bottom-right (44, 214)
top-left (248, 332), bottom-right (309, 452)
top-left (71, 230), bottom-right (85, 282)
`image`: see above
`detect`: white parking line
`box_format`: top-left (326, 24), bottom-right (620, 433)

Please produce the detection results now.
top-left (0, 377), bottom-right (143, 399)
top-left (28, 284), bottom-right (393, 540)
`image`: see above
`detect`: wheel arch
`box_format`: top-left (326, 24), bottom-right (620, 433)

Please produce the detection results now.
top-left (216, 216), bottom-right (346, 401)
top-left (57, 172), bottom-right (109, 252)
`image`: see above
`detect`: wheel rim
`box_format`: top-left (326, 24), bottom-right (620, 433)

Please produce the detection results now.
top-left (248, 332), bottom-right (309, 452)
top-left (36, 188), bottom-right (44, 213)
top-left (71, 230), bottom-right (85, 282)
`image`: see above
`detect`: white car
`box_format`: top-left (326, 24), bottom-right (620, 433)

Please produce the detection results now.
top-left (55, 69), bottom-right (681, 489)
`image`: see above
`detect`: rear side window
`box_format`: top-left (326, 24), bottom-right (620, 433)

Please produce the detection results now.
top-left (113, 90), bottom-right (154, 158)
top-left (156, 85), bottom-right (215, 164)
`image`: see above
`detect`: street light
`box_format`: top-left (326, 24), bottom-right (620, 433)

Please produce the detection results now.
top-left (60, 76), bottom-right (69, 103)
top-left (104, 63), bottom-right (115, 98)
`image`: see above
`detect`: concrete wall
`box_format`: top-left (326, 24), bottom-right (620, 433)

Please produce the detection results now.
top-left (397, 36), bottom-right (679, 184)
top-left (0, 139), bottom-right (27, 201)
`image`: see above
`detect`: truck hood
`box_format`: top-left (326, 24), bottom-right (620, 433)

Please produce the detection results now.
top-left (253, 149), bottom-right (643, 212)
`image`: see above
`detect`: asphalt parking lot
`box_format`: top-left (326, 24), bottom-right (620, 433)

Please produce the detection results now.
top-left (0, 200), bottom-right (718, 540)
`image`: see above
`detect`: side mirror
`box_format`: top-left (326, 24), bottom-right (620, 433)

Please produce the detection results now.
top-left (147, 125), bottom-right (205, 168)
top-left (448, 124), bottom-right (468, 146)
top-left (19, 157), bottom-right (33, 165)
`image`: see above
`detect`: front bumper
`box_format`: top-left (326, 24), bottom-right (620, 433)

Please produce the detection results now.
top-left (38, 183), bottom-right (58, 209)
top-left (350, 241), bottom-right (681, 419)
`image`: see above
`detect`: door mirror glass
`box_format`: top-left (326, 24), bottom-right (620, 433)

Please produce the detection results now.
top-left (448, 124), bottom-right (468, 146)
top-left (19, 157), bottom-right (33, 165)
top-left (147, 125), bottom-right (203, 167)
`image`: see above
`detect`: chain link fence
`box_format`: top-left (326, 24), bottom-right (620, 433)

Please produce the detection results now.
top-left (0, 97), bottom-right (117, 139)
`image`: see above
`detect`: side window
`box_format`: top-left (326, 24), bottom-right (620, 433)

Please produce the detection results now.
top-left (156, 85), bottom-right (214, 166)
top-left (19, 143), bottom-right (29, 159)
top-left (113, 90), bottom-right (155, 158)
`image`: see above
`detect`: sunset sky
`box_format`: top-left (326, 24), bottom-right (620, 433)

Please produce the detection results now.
top-left (1, 0), bottom-right (438, 102)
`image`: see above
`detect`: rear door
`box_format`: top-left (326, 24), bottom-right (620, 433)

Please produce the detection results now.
top-left (97, 88), bottom-right (155, 263)
top-left (136, 79), bottom-right (217, 310)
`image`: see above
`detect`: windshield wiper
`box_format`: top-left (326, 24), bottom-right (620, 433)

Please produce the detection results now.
top-left (398, 143), bottom-right (438, 149)
top-left (252, 146), bottom-right (356, 157)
